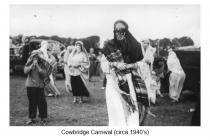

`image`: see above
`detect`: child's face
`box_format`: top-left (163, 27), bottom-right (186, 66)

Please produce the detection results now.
top-left (33, 55), bottom-right (39, 63)
top-left (89, 48), bottom-right (94, 53)
top-left (143, 42), bottom-right (149, 48)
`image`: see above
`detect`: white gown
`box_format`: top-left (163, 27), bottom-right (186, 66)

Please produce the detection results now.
top-left (39, 41), bottom-right (61, 96)
top-left (167, 51), bottom-right (186, 101)
top-left (138, 45), bottom-right (157, 104)
top-left (63, 46), bottom-right (75, 93)
top-left (101, 55), bottom-right (139, 126)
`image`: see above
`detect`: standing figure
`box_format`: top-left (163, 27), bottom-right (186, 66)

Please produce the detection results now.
top-left (101, 20), bottom-right (149, 126)
top-left (24, 51), bottom-right (50, 125)
top-left (96, 51), bottom-right (104, 80)
top-left (167, 46), bottom-right (186, 102)
top-left (88, 47), bottom-right (96, 82)
top-left (39, 41), bottom-right (61, 97)
top-left (67, 41), bottom-right (90, 103)
top-left (63, 45), bottom-right (75, 94)
top-left (137, 39), bottom-right (157, 104)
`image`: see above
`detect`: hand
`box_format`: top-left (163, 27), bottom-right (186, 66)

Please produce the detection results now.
top-left (34, 61), bottom-right (38, 66)
top-left (30, 63), bottom-right (35, 69)
top-left (126, 63), bottom-right (137, 69)
top-left (34, 62), bottom-right (41, 71)
top-left (74, 64), bottom-right (80, 68)
top-left (115, 62), bottom-right (127, 70)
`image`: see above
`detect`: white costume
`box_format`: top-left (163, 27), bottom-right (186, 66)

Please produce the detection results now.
top-left (63, 46), bottom-right (75, 93)
top-left (167, 50), bottom-right (186, 101)
top-left (39, 41), bottom-right (61, 96)
top-left (138, 45), bottom-right (157, 104)
top-left (101, 55), bottom-right (139, 126)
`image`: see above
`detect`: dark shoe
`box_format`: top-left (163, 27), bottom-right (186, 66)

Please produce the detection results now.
top-left (171, 99), bottom-right (179, 104)
top-left (171, 99), bottom-right (178, 102)
top-left (54, 94), bottom-right (60, 98)
top-left (40, 118), bottom-right (47, 126)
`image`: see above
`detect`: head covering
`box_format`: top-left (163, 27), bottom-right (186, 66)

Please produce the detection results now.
top-left (39, 41), bottom-right (50, 61)
top-left (142, 38), bottom-right (150, 45)
top-left (74, 41), bottom-right (89, 58)
top-left (153, 56), bottom-right (167, 75)
top-left (67, 41), bottom-right (90, 79)
top-left (25, 50), bottom-right (49, 67)
top-left (113, 20), bottom-right (144, 63)
top-left (114, 20), bottom-right (128, 31)
top-left (75, 40), bottom-right (84, 47)
top-left (67, 41), bottom-right (89, 66)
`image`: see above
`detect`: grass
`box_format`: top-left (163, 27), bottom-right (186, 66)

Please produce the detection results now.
top-left (10, 75), bottom-right (196, 126)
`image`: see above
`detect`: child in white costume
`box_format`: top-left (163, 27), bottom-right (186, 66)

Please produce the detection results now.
top-left (167, 48), bottom-right (186, 102)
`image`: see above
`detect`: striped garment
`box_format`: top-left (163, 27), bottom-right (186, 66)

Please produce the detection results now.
top-left (104, 49), bottom-right (149, 112)
top-left (26, 50), bottom-right (53, 86)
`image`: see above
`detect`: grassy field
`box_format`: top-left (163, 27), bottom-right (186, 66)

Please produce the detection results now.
top-left (10, 75), bottom-right (196, 126)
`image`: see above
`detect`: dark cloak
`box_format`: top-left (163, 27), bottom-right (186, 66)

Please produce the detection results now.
top-left (103, 23), bottom-right (143, 64)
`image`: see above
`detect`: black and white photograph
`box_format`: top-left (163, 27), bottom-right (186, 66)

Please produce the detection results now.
top-left (9, 4), bottom-right (201, 127)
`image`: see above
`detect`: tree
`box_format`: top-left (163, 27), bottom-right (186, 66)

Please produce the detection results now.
top-left (172, 37), bottom-right (180, 48)
top-left (178, 36), bottom-right (194, 47)
top-left (159, 38), bottom-right (172, 49)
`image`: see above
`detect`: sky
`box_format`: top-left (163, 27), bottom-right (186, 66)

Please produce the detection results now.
top-left (10, 5), bottom-right (200, 45)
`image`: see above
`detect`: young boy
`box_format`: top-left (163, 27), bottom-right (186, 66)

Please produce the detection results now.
top-left (24, 53), bottom-right (48, 125)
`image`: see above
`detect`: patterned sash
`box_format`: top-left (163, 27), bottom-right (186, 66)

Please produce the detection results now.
top-left (104, 49), bottom-right (149, 113)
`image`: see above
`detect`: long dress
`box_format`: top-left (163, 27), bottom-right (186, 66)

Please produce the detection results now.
top-left (101, 55), bottom-right (139, 126)
top-left (63, 46), bottom-right (75, 93)
top-left (45, 54), bottom-right (61, 96)
top-left (102, 21), bottom-right (148, 126)
top-left (167, 50), bottom-right (186, 101)
top-left (96, 55), bottom-right (104, 79)
top-left (67, 50), bottom-right (90, 97)
top-left (138, 45), bottom-right (157, 104)
top-left (88, 53), bottom-right (96, 80)
top-left (38, 41), bottom-right (61, 96)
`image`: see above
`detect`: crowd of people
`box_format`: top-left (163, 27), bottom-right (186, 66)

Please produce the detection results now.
top-left (22, 20), bottom-right (187, 126)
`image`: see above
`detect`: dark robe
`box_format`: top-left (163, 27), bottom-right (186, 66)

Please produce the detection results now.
top-left (102, 29), bottom-right (149, 108)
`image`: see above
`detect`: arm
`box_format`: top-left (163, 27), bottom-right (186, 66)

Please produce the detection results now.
top-left (24, 64), bottom-right (34, 74)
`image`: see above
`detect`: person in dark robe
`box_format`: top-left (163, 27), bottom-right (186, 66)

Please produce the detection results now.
top-left (88, 47), bottom-right (97, 82)
top-left (101, 20), bottom-right (149, 126)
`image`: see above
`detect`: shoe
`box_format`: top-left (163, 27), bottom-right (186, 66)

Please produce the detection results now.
top-left (171, 99), bottom-right (179, 103)
top-left (55, 94), bottom-right (60, 98)
top-left (73, 98), bottom-right (77, 104)
top-left (188, 108), bottom-right (196, 112)
top-left (78, 100), bottom-right (83, 104)
top-left (100, 87), bottom-right (105, 89)
top-left (26, 119), bottom-right (36, 125)
top-left (40, 118), bottom-right (47, 126)
top-left (47, 93), bottom-right (54, 97)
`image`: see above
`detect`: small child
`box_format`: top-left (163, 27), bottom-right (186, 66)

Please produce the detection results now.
top-left (24, 52), bottom-right (49, 125)
top-left (151, 74), bottom-right (163, 98)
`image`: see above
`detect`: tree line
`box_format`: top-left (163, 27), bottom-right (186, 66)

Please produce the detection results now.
top-left (10, 34), bottom-right (194, 53)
